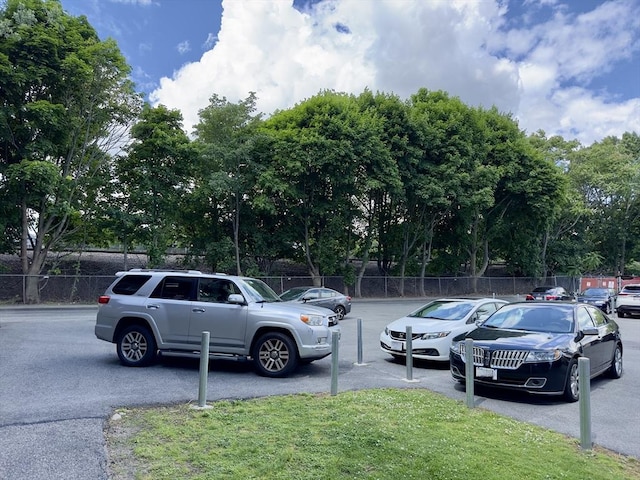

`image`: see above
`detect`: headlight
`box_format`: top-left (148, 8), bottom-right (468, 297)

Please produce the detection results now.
top-left (524, 350), bottom-right (562, 363)
top-left (300, 314), bottom-right (324, 326)
top-left (450, 341), bottom-right (461, 354)
top-left (419, 331), bottom-right (450, 340)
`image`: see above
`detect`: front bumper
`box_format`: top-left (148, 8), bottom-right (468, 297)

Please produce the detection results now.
top-left (380, 333), bottom-right (450, 361)
top-left (449, 352), bottom-right (570, 395)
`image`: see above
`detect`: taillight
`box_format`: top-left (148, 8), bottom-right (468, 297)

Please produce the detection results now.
top-left (525, 294), bottom-right (534, 300)
top-left (346, 296), bottom-right (352, 301)
top-left (98, 295), bottom-right (110, 304)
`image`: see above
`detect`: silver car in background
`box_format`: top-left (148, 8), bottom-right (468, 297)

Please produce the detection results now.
top-left (280, 286), bottom-right (352, 321)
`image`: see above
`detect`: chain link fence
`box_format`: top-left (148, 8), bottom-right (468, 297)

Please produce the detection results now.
top-left (0, 274), bottom-right (577, 304)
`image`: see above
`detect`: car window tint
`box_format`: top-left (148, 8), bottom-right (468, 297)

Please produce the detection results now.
top-left (577, 307), bottom-right (596, 330)
top-left (112, 275), bottom-right (152, 295)
top-left (150, 276), bottom-right (195, 300)
top-left (305, 289), bottom-right (320, 299)
top-left (198, 278), bottom-right (240, 303)
top-left (623, 285), bottom-right (640, 293)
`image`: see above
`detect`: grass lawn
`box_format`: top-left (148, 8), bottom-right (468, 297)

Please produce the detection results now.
top-left (106, 388), bottom-right (640, 480)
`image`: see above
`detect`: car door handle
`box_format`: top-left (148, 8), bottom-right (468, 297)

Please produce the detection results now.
top-left (146, 304), bottom-right (160, 310)
top-left (192, 308), bottom-right (205, 313)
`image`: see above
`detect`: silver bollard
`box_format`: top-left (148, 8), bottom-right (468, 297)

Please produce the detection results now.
top-left (579, 357), bottom-right (592, 450)
top-left (356, 318), bottom-right (364, 365)
top-left (198, 331), bottom-right (210, 408)
top-left (465, 338), bottom-right (475, 408)
top-left (406, 325), bottom-right (413, 381)
top-left (331, 331), bottom-right (339, 395)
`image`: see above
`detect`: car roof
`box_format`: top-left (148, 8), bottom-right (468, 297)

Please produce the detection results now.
top-left (115, 269), bottom-right (248, 281)
top-left (433, 297), bottom-right (508, 303)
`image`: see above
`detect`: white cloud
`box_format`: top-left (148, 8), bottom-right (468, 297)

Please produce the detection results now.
top-left (177, 40), bottom-right (191, 55)
top-left (150, 0), bottom-right (640, 145)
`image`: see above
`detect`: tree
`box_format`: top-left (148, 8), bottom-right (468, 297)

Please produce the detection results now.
top-left (193, 93), bottom-right (264, 275)
top-left (258, 91), bottom-right (385, 285)
top-left (568, 132), bottom-right (640, 275)
top-left (352, 90), bottom-right (406, 297)
top-left (0, 0), bottom-right (141, 302)
top-left (115, 104), bottom-right (196, 267)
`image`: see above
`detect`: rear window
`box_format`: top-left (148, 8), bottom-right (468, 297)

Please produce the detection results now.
top-left (112, 275), bottom-right (152, 295)
top-left (622, 285), bottom-right (640, 293)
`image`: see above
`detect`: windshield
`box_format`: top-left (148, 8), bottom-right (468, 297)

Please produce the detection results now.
top-left (581, 288), bottom-right (608, 296)
top-left (279, 288), bottom-right (308, 301)
top-left (241, 278), bottom-right (282, 303)
top-left (408, 300), bottom-right (474, 321)
top-left (482, 305), bottom-right (574, 333)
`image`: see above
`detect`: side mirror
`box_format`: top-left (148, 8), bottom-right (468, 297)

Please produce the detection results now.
top-left (582, 327), bottom-right (599, 336)
top-left (227, 294), bottom-right (246, 305)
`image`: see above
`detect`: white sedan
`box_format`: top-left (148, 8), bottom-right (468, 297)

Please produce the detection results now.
top-left (380, 297), bottom-right (508, 362)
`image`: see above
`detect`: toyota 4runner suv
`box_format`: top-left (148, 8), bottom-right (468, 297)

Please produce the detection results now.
top-left (95, 269), bottom-right (339, 377)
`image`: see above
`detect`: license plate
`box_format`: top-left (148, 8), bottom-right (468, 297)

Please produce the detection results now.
top-left (390, 340), bottom-right (405, 352)
top-left (476, 367), bottom-right (497, 379)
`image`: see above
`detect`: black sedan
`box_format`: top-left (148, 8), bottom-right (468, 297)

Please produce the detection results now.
top-left (576, 287), bottom-right (616, 314)
top-left (525, 285), bottom-right (572, 301)
top-left (450, 302), bottom-right (623, 402)
top-left (280, 286), bottom-right (352, 320)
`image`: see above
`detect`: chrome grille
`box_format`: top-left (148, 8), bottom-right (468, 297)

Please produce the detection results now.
top-left (459, 343), bottom-right (484, 366)
top-left (390, 330), bottom-right (421, 341)
top-left (490, 350), bottom-right (529, 369)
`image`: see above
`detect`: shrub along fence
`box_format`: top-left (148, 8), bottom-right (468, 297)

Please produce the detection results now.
top-left (0, 274), bottom-right (578, 304)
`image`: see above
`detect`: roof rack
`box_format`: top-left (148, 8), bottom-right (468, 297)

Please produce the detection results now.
top-left (124, 268), bottom-right (203, 274)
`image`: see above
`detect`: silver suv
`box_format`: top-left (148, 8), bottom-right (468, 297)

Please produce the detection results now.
top-left (95, 269), bottom-right (339, 377)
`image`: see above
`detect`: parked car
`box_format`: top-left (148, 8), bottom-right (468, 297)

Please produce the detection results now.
top-left (95, 269), bottom-right (340, 377)
top-left (615, 283), bottom-right (640, 317)
top-left (525, 285), bottom-right (572, 301)
top-left (450, 301), bottom-right (623, 402)
top-left (279, 286), bottom-right (351, 321)
top-left (576, 287), bottom-right (616, 314)
top-left (380, 298), bottom-right (508, 362)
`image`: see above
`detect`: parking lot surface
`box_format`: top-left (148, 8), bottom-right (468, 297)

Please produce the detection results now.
top-left (1, 299), bottom-right (639, 479)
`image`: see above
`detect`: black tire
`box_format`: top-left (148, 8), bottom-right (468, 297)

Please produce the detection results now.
top-left (608, 344), bottom-right (623, 379)
top-left (252, 332), bottom-right (299, 377)
top-left (563, 358), bottom-right (580, 402)
top-left (334, 305), bottom-right (347, 321)
top-left (116, 325), bottom-right (157, 367)
top-left (618, 310), bottom-right (626, 318)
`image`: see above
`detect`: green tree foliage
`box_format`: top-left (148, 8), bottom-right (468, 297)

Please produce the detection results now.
top-left (193, 93), bottom-right (265, 275)
top-left (0, 0), bottom-right (141, 302)
top-left (568, 132), bottom-right (640, 275)
top-left (115, 104), bottom-right (196, 267)
top-left (257, 91), bottom-right (387, 284)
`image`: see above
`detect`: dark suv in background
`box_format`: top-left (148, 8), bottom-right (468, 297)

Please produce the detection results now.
top-left (95, 270), bottom-right (339, 377)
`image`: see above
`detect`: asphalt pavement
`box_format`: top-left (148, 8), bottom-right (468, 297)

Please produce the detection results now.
top-left (1, 300), bottom-right (639, 480)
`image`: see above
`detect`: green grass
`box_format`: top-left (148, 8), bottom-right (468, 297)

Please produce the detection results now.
top-left (106, 389), bottom-right (640, 480)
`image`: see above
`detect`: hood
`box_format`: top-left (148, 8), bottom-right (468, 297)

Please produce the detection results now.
top-left (258, 300), bottom-right (334, 317)
top-left (463, 327), bottom-right (572, 350)
top-left (386, 316), bottom-right (467, 333)
top-left (577, 295), bottom-right (606, 302)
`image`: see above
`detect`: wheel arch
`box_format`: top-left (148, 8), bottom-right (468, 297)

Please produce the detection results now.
top-left (114, 316), bottom-right (157, 343)
top-left (250, 326), bottom-right (299, 356)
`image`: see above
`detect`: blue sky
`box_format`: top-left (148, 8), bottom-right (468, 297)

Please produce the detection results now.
top-left (58, 0), bottom-right (640, 146)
